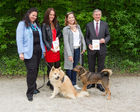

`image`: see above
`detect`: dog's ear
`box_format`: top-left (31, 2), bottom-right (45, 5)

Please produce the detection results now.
top-left (51, 66), bottom-right (55, 71)
top-left (58, 67), bottom-right (61, 71)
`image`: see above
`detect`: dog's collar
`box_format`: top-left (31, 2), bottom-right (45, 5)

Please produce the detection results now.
top-left (61, 76), bottom-right (65, 83)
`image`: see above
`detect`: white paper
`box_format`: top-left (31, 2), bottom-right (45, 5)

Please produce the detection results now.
top-left (92, 40), bottom-right (100, 50)
top-left (52, 39), bottom-right (60, 52)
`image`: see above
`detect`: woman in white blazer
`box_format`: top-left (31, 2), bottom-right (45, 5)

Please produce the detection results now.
top-left (16, 8), bottom-right (45, 101)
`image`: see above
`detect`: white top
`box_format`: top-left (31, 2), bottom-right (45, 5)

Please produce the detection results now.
top-left (72, 29), bottom-right (80, 47)
top-left (94, 20), bottom-right (100, 32)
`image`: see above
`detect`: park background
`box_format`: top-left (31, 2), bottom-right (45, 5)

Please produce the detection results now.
top-left (0, 0), bottom-right (140, 76)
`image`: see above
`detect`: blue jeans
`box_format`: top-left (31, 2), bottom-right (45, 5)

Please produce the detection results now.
top-left (66, 48), bottom-right (80, 85)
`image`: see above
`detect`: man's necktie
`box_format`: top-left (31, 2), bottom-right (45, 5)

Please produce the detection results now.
top-left (96, 22), bottom-right (98, 37)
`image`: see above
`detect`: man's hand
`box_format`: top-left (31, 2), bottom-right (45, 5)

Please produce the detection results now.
top-left (89, 44), bottom-right (93, 50)
top-left (100, 38), bottom-right (105, 44)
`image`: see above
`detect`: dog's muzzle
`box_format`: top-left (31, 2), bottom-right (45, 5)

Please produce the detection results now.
top-left (55, 76), bottom-right (60, 80)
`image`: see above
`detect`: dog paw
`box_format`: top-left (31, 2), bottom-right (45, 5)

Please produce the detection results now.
top-left (102, 93), bottom-right (107, 96)
top-left (49, 95), bottom-right (55, 99)
top-left (107, 97), bottom-right (111, 100)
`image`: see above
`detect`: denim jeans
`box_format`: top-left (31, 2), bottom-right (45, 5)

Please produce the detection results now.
top-left (66, 48), bottom-right (80, 85)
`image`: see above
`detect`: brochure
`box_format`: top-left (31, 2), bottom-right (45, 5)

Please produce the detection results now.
top-left (52, 39), bottom-right (60, 52)
top-left (92, 40), bottom-right (100, 50)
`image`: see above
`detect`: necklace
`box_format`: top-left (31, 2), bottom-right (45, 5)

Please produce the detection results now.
top-left (69, 24), bottom-right (77, 32)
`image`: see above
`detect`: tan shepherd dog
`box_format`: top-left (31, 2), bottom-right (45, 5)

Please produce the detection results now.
top-left (49, 66), bottom-right (89, 99)
top-left (73, 65), bottom-right (112, 100)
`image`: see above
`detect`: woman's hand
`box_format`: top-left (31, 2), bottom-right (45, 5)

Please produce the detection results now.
top-left (51, 48), bottom-right (57, 53)
top-left (56, 37), bottom-right (59, 40)
top-left (19, 53), bottom-right (24, 61)
top-left (68, 56), bottom-right (73, 63)
top-left (43, 52), bottom-right (46, 57)
top-left (81, 50), bottom-right (86, 54)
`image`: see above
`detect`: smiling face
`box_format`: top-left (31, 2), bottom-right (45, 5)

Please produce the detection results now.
top-left (93, 11), bottom-right (101, 22)
top-left (67, 14), bottom-right (75, 25)
top-left (29, 11), bottom-right (37, 24)
top-left (49, 10), bottom-right (55, 22)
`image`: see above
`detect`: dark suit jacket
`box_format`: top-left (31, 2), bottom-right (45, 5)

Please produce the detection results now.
top-left (85, 21), bottom-right (110, 55)
top-left (41, 23), bottom-right (61, 51)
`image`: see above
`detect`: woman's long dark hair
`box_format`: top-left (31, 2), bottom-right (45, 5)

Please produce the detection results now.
top-left (42, 8), bottom-right (58, 27)
top-left (23, 8), bottom-right (39, 27)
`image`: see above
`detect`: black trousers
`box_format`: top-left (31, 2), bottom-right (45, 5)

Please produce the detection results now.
top-left (24, 50), bottom-right (42, 97)
top-left (88, 51), bottom-right (106, 72)
top-left (47, 61), bottom-right (60, 77)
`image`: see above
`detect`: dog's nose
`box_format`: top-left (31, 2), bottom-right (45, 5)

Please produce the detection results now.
top-left (55, 76), bottom-right (59, 80)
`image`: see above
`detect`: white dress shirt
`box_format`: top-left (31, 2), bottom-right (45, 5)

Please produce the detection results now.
top-left (94, 20), bottom-right (100, 33)
top-left (72, 30), bottom-right (80, 47)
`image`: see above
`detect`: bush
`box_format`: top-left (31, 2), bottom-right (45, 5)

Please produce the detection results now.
top-left (0, 16), bottom-right (16, 51)
top-left (109, 10), bottom-right (140, 58)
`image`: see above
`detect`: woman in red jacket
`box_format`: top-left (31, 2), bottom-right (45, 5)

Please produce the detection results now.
top-left (42, 8), bottom-right (61, 90)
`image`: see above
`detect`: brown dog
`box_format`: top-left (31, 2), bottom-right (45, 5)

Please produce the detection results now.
top-left (49, 66), bottom-right (89, 99)
top-left (73, 65), bottom-right (112, 100)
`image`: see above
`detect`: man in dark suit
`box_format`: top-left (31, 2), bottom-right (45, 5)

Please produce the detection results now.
top-left (85, 9), bottom-right (110, 91)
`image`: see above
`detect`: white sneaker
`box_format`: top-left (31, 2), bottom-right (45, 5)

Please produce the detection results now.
top-left (74, 85), bottom-right (81, 90)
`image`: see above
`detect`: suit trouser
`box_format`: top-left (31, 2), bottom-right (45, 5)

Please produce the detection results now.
top-left (24, 50), bottom-right (42, 97)
top-left (88, 51), bottom-right (106, 73)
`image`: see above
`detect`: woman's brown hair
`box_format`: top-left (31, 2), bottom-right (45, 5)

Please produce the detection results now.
top-left (42, 8), bottom-right (58, 27)
top-left (65, 12), bottom-right (77, 26)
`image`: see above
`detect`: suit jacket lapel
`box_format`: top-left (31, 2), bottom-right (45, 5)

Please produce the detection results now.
top-left (91, 22), bottom-right (97, 37)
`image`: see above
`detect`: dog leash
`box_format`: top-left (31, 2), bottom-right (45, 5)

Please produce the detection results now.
top-left (37, 59), bottom-right (52, 90)
top-left (81, 53), bottom-right (84, 67)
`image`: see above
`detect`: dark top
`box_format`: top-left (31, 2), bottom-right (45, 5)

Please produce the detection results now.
top-left (33, 31), bottom-right (42, 53)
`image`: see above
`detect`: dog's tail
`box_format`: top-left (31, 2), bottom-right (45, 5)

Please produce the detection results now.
top-left (101, 69), bottom-right (112, 76)
top-left (77, 91), bottom-right (89, 98)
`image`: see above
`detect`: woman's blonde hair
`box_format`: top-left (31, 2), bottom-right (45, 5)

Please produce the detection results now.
top-left (65, 12), bottom-right (77, 26)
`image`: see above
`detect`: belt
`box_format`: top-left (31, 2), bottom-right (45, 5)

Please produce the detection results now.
top-left (73, 46), bottom-right (80, 49)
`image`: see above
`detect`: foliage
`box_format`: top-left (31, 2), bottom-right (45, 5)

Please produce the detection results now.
top-left (0, 17), bottom-right (16, 51)
top-left (105, 52), bottom-right (140, 73)
top-left (108, 10), bottom-right (140, 58)
top-left (0, 0), bottom-right (140, 75)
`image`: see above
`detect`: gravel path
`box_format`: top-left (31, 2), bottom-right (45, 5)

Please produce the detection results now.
top-left (0, 74), bottom-right (140, 112)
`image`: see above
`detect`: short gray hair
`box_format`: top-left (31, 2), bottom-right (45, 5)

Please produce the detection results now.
top-left (93, 9), bottom-right (102, 15)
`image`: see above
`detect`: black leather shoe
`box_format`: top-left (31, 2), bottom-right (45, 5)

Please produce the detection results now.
top-left (87, 84), bottom-right (95, 89)
top-left (97, 84), bottom-right (105, 92)
top-left (27, 95), bottom-right (33, 101)
top-left (33, 89), bottom-right (40, 94)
